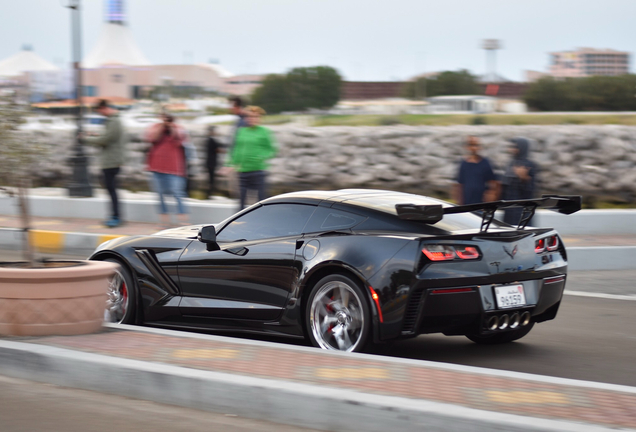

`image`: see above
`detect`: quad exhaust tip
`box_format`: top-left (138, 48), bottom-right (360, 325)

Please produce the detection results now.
top-left (509, 313), bottom-right (520, 329)
top-left (486, 311), bottom-right (532, 331)
top-left (520, 311), bottom-right (531, 326)
top-left (487, 316), bottom-right (499, 331)
top-left (498, 314), bottom-right (510, 330)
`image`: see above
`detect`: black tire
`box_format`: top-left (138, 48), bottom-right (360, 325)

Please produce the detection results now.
top-left (466, 323), bottom-right (535, 345)
top-left (305, 274), bottom-right (371, 352)
top-left (104, 258), bottom-right (136, 324)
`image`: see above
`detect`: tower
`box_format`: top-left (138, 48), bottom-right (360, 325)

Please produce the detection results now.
top-left (106, 0), bottom-right (125, 24)
top-left (481, 39), bottom-right (501, 83)
top-left (83, 0), bottom-right (151, 68)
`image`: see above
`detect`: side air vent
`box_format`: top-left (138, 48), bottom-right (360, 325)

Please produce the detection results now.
top-left (402, 288), bottom-right (425, 333)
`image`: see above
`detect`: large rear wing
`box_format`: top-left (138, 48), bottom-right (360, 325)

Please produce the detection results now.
top-left (396, 195), bottom-right (582, 232)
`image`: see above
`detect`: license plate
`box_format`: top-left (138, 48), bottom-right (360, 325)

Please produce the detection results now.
top-left (494, 284), bottom-right (526, 309)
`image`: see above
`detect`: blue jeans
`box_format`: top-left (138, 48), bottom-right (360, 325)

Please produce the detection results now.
top-left (239, 170), bottom-right (267, 210)
top-left (151, 172), bottom-right (187, 214)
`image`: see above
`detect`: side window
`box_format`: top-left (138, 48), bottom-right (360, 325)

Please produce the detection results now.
top-left (303, 207), bottom-right (366, 234)
top-left (217, 204), bottom-right (315, 242)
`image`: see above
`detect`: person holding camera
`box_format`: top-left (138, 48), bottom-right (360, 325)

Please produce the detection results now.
top-left (145, 114), bottom-right (189, 227)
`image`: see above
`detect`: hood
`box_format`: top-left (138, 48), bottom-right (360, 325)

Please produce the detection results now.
top-left (152, 224), bottom-right (206, 239)
top-left (510, 137), bottom-right (530, 160)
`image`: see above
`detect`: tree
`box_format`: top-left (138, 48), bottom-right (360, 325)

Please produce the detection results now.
top-left (402, 70), bottom-right (480, 99)
top-left (251, 74), bottom-right (290, 114)
top-left (524, 75), bottom-right (636, 111)
top-left (0, 92), bottom-right (49, 265)
top-left (251, 66), bottom-right (342, 113)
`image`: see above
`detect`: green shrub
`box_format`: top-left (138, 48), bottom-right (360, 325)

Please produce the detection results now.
top-left (471, 116), bottom-right (487, 125)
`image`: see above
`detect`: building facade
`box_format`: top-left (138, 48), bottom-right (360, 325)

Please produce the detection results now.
top-left (549, 48), bottom-right (630, 78)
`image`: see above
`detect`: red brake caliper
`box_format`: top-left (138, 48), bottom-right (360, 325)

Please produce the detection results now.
top-left (121, 282), bottom-right (128, 311)
top-left (326, 295), bottom-right (334, 332)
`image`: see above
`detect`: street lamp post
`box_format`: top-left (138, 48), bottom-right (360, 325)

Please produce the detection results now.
top-left (67, 0), bottom-right (93, 197)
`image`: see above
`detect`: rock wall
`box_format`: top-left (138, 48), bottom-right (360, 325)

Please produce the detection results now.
top-left (26, 124), bottom-right (636, 202)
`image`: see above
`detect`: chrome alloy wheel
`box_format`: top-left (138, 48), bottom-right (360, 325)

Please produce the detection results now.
top-left (105, 269), bottom-right (128, 323)
top-left (310, 280), bottom-right (365, 351)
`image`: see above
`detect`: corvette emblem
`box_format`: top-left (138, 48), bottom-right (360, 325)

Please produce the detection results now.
top-left (503, 245), bottom-right (518, 259)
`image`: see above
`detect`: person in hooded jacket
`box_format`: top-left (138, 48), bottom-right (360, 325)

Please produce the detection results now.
top-left (502, 137), bottom-right (538, 225)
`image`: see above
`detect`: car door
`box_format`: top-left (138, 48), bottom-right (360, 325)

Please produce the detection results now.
top-left (177, 203), bottom-right (316, 321)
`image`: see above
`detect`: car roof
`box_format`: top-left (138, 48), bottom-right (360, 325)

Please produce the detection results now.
top-left (264, 189), bottom-right (451, 216)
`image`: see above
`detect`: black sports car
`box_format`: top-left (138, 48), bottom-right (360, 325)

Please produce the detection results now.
top-left (91, 189), bottom-right (581, 352)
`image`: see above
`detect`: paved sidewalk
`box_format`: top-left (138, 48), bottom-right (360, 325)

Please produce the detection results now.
top-left (1, 325), bottom-right (635, 431)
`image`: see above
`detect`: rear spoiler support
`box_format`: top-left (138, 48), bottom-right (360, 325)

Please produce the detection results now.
top-left (396, 195), bottom-right (582, 232)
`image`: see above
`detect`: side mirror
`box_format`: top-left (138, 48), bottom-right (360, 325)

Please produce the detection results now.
top-left (198, 225), bottom-right (218, 249)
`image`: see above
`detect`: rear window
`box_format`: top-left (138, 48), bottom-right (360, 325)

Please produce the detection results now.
top-left (339, 193), bottom-right (497, 232)
top-left (303, 207), bottom-right (366, 233)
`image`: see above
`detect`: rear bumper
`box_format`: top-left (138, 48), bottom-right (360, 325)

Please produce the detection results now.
top-left (380, 272), bottom-right (566, 341)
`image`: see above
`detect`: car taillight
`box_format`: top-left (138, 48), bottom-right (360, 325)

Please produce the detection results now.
top-left (455, 246), bottom-right (480, 260)
top-left (422, 245), bottom-right (455, 261)
top-left (536, 235), bottom-right (559, 254)
top-left (422, 245), bottom-right (480, 261)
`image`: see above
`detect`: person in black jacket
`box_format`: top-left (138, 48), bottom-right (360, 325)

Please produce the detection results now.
top-left (205, 125), bottom-right (224, 198)
top-left (502, 137), bottom-right (539, 225)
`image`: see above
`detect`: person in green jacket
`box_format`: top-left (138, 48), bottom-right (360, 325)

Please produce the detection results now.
top-left (226, 106), bottom-right (277, 210)
top-left (83, 100), bottom-right (126, 227)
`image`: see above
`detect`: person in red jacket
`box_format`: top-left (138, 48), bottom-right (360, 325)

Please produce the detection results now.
top-left (145, 114), bottom-right (189, 227)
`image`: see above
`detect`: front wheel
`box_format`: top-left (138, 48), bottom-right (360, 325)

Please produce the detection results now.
top-left (466, 323), bottom-right (535, 345)
top-left (306, 274), bottom-right (371, 352)
top-left (104, 258), bottom-right (136, 324)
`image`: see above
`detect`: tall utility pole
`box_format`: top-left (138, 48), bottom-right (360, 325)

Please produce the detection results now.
top-left (482, 39), bottom-right (502, 83)
top-left (67, 0), bottom-right (93, 197)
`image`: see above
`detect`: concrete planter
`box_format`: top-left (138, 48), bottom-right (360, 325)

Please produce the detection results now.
top-left (0, 260), bottom-right (117, 336)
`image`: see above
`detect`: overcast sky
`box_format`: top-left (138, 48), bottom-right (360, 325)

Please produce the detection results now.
top-left (1, 0), bottom-right (635, 81)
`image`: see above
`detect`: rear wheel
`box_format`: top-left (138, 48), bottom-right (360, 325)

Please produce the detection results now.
top-left (306, 274), bottom-right (370, 352)
top-left (104, 258), bottom-right (136, 324)
top-left (466, 323), bottom-right (535, 345)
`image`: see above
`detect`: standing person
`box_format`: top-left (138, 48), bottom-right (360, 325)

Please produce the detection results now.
top-left (205, 125), bottom-right (223, 198)
top-left (226, 106), bottom-right (277, 210)
top-left (502, 137), bottom-right (538, 225)
top-left (84, 99), bottom-right (126, 228)
top-left (223, 96), bottom-right (248, 198)
top-left (181, 130), bottom-right (198, 197)
top-left (145, 114), bottom-right (189, 227)
top-left (228, 96), bottom-right (248, 150)
top-left (452, 136), bottom-right (499, 205)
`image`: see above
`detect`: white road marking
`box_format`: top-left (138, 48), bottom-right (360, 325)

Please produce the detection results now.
top-left (564, 290), bottom-right (636, 301)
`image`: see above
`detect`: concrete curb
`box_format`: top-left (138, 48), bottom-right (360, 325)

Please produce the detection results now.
top-left (567, 246), bottom-right (636, 271)
top-left (0, 228), bottom-right (125, 256)
top-left (0, 194), bottom-right (238, 225)
top-left (0, 227), bottom-right (634, 270)
top-left (0, 338), bottom-right (616, 432)
top-left (2, 191), bottom-right (635, 235)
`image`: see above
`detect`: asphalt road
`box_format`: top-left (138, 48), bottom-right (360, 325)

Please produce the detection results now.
top-left (369, 293), bottom-right (636, 387)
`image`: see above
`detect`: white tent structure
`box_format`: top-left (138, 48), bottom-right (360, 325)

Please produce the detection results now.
top-left (0, 46), bottom-right (59, 78)
top-left (82, 0), bottom-right (151, 68)
top-left (199, 62), bottom-right (234, 78)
